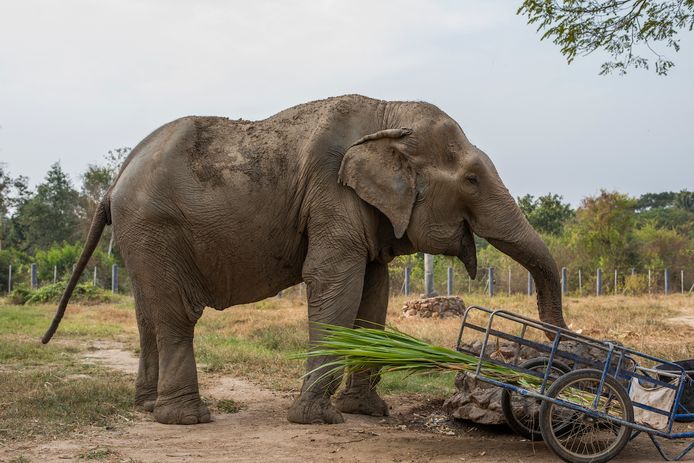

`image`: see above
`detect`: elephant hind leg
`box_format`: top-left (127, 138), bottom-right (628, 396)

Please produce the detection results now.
top-left (151, 292), bottom-right (210, 425)
top-left (129, 271), bottom-right (210, 425)
top-left (133, 285), bottom-right (159, 412)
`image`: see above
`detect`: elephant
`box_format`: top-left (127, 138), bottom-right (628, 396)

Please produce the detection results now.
top-left (41, 94), bottom-right (565, 425)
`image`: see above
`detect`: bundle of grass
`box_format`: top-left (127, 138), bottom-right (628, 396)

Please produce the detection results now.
top-left (302, 323), bottom-right (543, 390)
top-left (303, 324), bottom-right (623, 414)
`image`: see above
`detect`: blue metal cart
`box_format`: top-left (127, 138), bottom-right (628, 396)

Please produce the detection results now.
top-left (455, 305), bottom-right (694, 463)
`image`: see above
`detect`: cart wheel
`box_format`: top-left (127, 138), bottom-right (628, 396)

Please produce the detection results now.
top-left (539, 369), bottom-right (634, 463)
top-left (501, 357), bottom-right (571, 441)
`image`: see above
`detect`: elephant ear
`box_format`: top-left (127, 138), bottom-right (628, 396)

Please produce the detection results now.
top-left (338, 128), bottom-right (416, 239)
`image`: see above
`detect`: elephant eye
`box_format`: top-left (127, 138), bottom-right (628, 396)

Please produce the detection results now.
top-left (465, 174), bottom-right (478, 185)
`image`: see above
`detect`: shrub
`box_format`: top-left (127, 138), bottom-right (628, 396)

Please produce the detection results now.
top-left (21, 281), bottom-right (115, 305)
top-left (8, 286), bottom-right (31, 305)
top-left (623, 274), bottom-right (649, 295)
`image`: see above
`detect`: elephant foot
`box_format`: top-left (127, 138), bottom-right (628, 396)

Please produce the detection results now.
top-left (135, 390), bottom-right (157, 413)
top-left (153, 397), bottom-right (211, 425)
top-left (335, 388), bottom-right (389, 417)
top-left (287, 394), bottom-right (344, 424)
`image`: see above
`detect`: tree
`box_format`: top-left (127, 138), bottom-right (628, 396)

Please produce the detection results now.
top-left (518, 0), bottom-right (694, 75)
top-left (13, 163), bottom-right (80, 252)
top-left (0, 164), bottom-right (12, 249)
top-left (675, 189), bottom-right (694, 212)
top-left (0, 165), bottom-right (31, 250)
top-left (635, 191), bottom-right (677, 210)
top-left (518, 193), bottom-right (575, 235)
top-left (565, 190), bottom-right (638, 269)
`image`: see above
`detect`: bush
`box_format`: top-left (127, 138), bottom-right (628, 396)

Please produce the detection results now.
top-left (8, 286), bottom-right (31, 305)
top-left (623, 274), bottom-right (649, 295)
top-left (19, 281), bottom-right (115, 305)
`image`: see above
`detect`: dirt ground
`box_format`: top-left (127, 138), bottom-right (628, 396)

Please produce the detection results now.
top-left (4, 341), bottom-right (692, 463)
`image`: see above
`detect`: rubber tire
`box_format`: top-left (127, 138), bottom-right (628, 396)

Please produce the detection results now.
top-left (539, 369), bottom-right (634, 463)
top-left (501, 357), bottom-right (571, 441)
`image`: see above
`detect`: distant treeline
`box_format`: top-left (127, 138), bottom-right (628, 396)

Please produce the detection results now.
top-left (1, 151), bottom-right (693, 295)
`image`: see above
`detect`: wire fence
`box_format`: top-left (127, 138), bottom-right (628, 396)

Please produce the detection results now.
top-left (2, 261), bottom-right (692, 299)
top-left (388, 264), bottom-right (693, 298)
top-left (1, 262), bottom-right (131, 295)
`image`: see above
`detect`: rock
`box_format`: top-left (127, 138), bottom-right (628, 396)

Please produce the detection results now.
top-left (444, 372), bottom-right (505, 424)
top-left (401, 296), bottom-right (466, 319)
top-left (443, 338), bottom-right (629, 425)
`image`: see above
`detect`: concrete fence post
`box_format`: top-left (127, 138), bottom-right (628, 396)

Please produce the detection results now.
top-left (648, 268), bottom-right (652, 293)
top-left (53, 265), bottom-right (57, 283)
top-left (631, 267), bottom-right (636, 276)
top-left (488, 267), bottom-right (494, 297)
top-left (614, 269), bottom-right (618, 295)
top-left (596, 268), bottom-right (603, 296)
top-left (424, 254), bottom-right (434, 297)
top-left (447, 267), bottom-right (453, 297)
top-left (111, 264), bottom-right (119, 294)
top-left (578, 269), bottom-right (582, 295)
top-left (527, 272), bottom-right (533, 296)
top-left (561, 267), bottom-right (568, 295)
top-left (7, 265), bottom-right (11, 295)
top-left (468, 275), bottom-right (471, 294)
top-left (93, 266), bottom-right (98, 286)
top-left (31, 263), bottom-right (38, 289)
top-left (508, 267), bottom-right (512, 296)
top-left (404, 266), bottom-right (411, 296)
top-left (664, 268), bottom-right (670, 295)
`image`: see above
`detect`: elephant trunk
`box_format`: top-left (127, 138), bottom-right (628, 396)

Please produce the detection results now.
top-left (485, 214), bottom-right (566, 329)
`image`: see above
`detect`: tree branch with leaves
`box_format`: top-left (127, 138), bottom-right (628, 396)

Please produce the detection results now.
top-left (518, 0), bottom-right (694, 75)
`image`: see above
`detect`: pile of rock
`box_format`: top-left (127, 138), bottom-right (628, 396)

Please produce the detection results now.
top-left (401, 296), bottom-right (466, 319)
top-left (443, 338), bottom-right (628, 425)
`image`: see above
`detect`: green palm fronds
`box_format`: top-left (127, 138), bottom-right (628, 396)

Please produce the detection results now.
top-left (300, 323), bottom-right (544, 389)
top-left (301, 324), bottom-right (620, 414)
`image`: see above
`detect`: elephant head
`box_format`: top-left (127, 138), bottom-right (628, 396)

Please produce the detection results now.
top-left (338, 102), bottom-right (566, 328)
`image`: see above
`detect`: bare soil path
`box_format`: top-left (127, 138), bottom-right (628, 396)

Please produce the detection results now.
top-left (4, 342), bottom-right (691, 462)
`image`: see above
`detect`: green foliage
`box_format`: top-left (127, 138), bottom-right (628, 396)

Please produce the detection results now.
top-left (7, 281), bottom-right (116, 305)
top-left (622, 273), bottom-right (649, 295)
top-left (34, 241), bottom-right (82, 282)
top-left (565, 190), bottom-right (638, 270)
top-left (518, 193), bottom-right (574, 235)
top-left (518, 0), bottom-right (694, 75)
top-left (8, 286), bottom-right (31, 305)
top-left (634, 221), bottom-right (691, 268)
top-left (216, 399), bottom-right (243, 414)
top-left (12, 163), bottom-right (80, 253)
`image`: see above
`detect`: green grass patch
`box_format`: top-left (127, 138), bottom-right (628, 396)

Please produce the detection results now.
top-left (0, 336), bottom-right (134, 443)
top-left (195, 333), bottom-right (304, 390)
top-left (78, 447), bottom-right (116, 460)
top-left (380, 370), bottom-right (456, 396)
top-left (0, 304), bottom-right (128, 340)
top-left (216, 398), bottom-right (243, 414)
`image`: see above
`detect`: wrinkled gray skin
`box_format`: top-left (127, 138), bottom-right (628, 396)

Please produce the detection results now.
top-left (42, 95), bottom-right (565, 425)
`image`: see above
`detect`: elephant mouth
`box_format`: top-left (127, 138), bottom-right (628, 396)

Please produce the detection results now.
top-left (457, 220), bottom-right (477, 279)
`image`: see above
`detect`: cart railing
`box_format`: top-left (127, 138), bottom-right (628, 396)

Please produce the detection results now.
top-left (457, 305), bottom-right (693, 436)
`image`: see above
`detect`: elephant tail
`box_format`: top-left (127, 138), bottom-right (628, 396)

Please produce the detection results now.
top-left (41, 199), bottom-right (110, 344)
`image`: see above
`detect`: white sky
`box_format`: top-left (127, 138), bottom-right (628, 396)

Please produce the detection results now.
top-left (1, 0), bottom-right (692, 205)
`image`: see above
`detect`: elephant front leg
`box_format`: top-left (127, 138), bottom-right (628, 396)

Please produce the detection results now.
top-left (335, 261), bottom-right (389, 417)
top-left (287, 247), bottom-right (367, 424)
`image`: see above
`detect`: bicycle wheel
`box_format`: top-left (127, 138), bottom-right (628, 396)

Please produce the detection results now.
top-left (539, 369), bottom-right (634, 463)
top-left (501, 357), bottom-right (571, 440)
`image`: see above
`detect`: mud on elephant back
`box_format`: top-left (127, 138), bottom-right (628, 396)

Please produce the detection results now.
top-left (40, 94), bottom-right (565, 425)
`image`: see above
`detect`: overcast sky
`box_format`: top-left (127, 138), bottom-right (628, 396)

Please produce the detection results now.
top-left (1, 0), bottom-right (692, 205)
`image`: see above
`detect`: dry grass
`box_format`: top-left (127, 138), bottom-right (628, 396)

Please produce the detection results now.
top-left (1, 292), bottom-right (691, 440)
